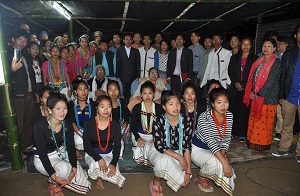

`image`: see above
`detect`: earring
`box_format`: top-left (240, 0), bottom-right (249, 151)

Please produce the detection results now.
top-left (49, 111), bottom-right (52, 114)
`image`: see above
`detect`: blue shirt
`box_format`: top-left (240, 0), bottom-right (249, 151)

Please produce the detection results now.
top-left (287, 53), bottom-right (300, 105)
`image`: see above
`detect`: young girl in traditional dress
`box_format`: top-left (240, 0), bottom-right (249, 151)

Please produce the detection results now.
top-left (83, 95), bottom-right (126, 189)
top-left (67, 77), bottom-right (96, 159)
top-left (60, 46), bottom-right (77, 82)
top-left (67, 43), bottom-right (83, 77)
top-left (89, 41), bottom-right (98, 77)
top-left (191, 87), bottom-right (236, 195)
top-left (180, 83), bottom-right (204, 134)
top-left (107, 80), bottom-right (129, 159)
top-left (54, 36), bottom-right (63, 48)
top-left (41, 44), bottom-right (71, 100)
top-left (33, 92), bottom-right (91, 196)
top-left (131, 81), bottom-right (164, 166)
top-left (149, 90), bottom-right (193, 195)
top-left (76, 35), bottom-right (94, 80)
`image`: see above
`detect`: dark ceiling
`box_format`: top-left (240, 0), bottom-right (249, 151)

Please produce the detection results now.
top-left (1, 0), bottom-right (299, 42)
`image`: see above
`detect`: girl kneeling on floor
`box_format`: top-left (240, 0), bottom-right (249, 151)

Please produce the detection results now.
top-left (33, 92), bottom-right (91, 196)
top-left (191, 87), bottom-right (236, 196)
top-left (67, 77), bottom-right (96, 159)
top-left (131, 81), bottom-right (164, 167)
top-left (83, 95), bottom-right (125, 189)
top-left (149, 90), bottom-right (193, 195)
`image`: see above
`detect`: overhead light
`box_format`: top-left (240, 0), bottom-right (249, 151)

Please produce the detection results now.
top-left (52, 1), bottom-right (72, 20)
top-left (0, 53), bottom-right (5, 86)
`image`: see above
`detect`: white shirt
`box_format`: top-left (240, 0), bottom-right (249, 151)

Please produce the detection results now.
top-left (125, 46), bottom-right (131, 58)
top-left (173, 47), bottom-right (183, 75)
top-left (201, 46), bottom-right (232, 88)
top-left (138, 47), bottom-right (156, 78)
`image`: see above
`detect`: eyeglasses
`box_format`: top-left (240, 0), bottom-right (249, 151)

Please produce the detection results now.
top-left (97, 70), bottom-right (104, 73)
top-left (149, 72), bottom-right (158, 75)
top-left (212, 38), bottom-right (221, 41)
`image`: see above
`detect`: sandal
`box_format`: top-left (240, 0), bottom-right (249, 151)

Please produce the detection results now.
top-left (47, 184), bottom-right (64, 196)
top-left (194, 177), bottom-right (214, 193)
top-left (150, 181), bottom-right (163, 196)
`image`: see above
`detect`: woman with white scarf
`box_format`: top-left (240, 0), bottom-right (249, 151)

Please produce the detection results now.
top-left (87, 65), bottom-right (110, 101)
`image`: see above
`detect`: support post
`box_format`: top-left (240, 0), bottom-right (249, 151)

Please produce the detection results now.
top-left (69, 19), bottom-right (74, 42)
top-left (0, 12), bottom-right (23, 171)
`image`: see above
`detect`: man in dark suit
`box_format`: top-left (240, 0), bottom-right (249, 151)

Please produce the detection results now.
top-left (167, 34), bottom-right (193, 94)
top-left (94, 40), bottom-right (116, 77)
top-left (116, 34), bottom-right (140, 101)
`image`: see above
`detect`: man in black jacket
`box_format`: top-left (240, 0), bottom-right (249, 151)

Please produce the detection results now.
top-left (272, 23), bottom-right (300, 163)
top-left (95, 40), bottom-right (116, 77)
top-left (116, 34), bottom-right (140, 102)
top-left (8, 29), bottom-right (37, 152)
top-left (167, 34), bottom-right (193, 94)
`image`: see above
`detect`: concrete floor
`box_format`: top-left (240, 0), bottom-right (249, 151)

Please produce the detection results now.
top-left (0, 158), bottom-right (299, 196)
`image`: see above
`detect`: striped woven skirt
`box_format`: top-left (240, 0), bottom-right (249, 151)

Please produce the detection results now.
top-left (85, 151), bottom-right (126, 188)
top-left (191, 144), bottom-right (236, 196)
top-left (74, 132), bottom-right (84, 150)
top-left (132, 133), bottom-right (154, 167)
top-left (148, 148), bottom-right (186, 192)
top-left (34, 148), bottom-right (91, 194)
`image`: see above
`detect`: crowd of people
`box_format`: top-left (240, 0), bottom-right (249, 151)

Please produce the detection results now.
top-left (0, 22), bottom-right (299, 196)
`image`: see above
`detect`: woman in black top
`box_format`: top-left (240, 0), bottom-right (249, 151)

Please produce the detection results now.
top-left (67, 77), bottom-right (96, 155)
top-left (32, 86), bottom-right (52, 126)
top-left (83, 95), bottom-right (125, 189)
top-left (130, 81), bottom-right (164, 166)
top-left (107, 80), bottom-right (129, 159)
top-left (33, 92), bottom-right (91, 195)
top-left (180, 83), bottom-right (204, 134)
top-left (228, 37), bottom-right (258, 142)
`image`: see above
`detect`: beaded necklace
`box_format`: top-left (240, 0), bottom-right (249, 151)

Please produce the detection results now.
top-left (72, 57), bottom-right (79, 75)
top-left (49, 117), bottom-right (68, 161)
top-left (74, 99), bottom-right (91, 130)
top-left (80, 48), bottom-right (90, 74)
top-left (96, 117), bottom-right (111, 152)
top-left (165, 114), bottom-right (183, 154)
top-left (117, 99), bottom-right (122, 123)
top-left (212, 110), bottom-right (227, 138)
top-left (48, 59), bottom-right (65, 90)
top-left (141, 101), bottom-right (156, 134)
top-left (184, 102), bottom-right (197, 132)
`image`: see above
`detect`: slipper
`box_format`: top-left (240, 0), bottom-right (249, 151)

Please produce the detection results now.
top-left (194, 177), bottom-right (214, 193)
top-left (47, 184), bottom-right (64, 196)
top-left (150, 181), bottom-right (163, 196)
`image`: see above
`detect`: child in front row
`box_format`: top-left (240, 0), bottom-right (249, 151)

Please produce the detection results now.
top-left (191, 87), bottom-right (236, 195)
top-left (148, 90), bottom-right (193, 195)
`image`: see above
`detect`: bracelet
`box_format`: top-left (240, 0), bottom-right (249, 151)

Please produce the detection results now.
top-left (185, 171), bottom-right (192, 175)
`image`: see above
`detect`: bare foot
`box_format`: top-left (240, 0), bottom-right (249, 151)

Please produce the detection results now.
top-left (150, 179), bottom-right (163, 196)
top-left (95, 178), bottom-right (104, 190)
